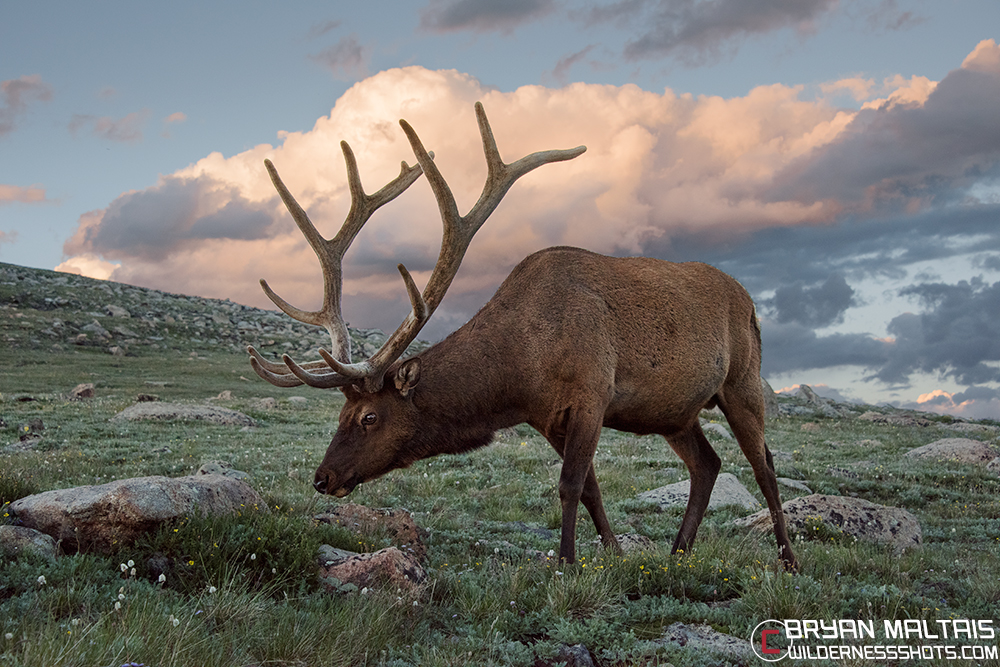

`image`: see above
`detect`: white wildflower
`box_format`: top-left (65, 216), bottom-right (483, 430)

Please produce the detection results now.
top-left (36, 575), bottom-right (46, 585)
top-left (127, 560), bottom-right (134, 568)
top-left (207, 585), bottom-right (217, 594)
top-left (4, 633), bottom-right (12, 640)
top-left (120, 563), bottom-right (128, 572)
top-left (114, 601), bottom-right (121, 611)
top-left (250, 553), bottom-right (256, 561)
top-left (158, 574), bottom-right (166, 583)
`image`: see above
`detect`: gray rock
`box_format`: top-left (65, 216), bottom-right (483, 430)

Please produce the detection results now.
top-left (557, 644), bottom-right (595, 667)
top-left (318, 544), bottom-right (360, 566)
top-left (0, 525), bottom-right (58, 562)
top-left (104, 304), bottom-right (131, 318)
top-left (761, 376), bottom-right (780, 418)
top-left (111, 402), bottom-right (255, 427)
top-left (656, 622), bottom-right (750, 661)
top-left (905, 438), bottom-right (1000, 465)
top-left (638, 472), bottom-right (761, 511)
top-left (734, 493), bottom-right (921, 552)
top-left (988, 458), bottom-right (1000, 475)
top-left (777, 477), bottom-right (812, 493)
top-left (9, 474), bottom-right (265, 554)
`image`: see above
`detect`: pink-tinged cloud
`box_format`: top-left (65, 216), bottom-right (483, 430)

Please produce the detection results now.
top-left (0, 183), bottom-right (48, 205)
top-left (1, 74), bottom-right (52, 137)
top-left (61, 44), bottom-right (1000, 341)
top-left (905, 388), bottom-right (1000, 421)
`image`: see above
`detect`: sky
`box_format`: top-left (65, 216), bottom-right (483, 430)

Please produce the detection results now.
top-left (2, 1), bottom-right (1000, 418)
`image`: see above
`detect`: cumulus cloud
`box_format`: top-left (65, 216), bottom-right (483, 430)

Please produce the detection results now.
top-left (0, 183), bottom-right (48, 205)
top-left (876, 278), bottom-right (1000, 385)
top-left (1, 74), bottom-right (52, 137)
top-left (902, 386), bottom-right (1000, 420)
top-left (420, 0), bottom-right (555, 33)
top-left (60, 43), bottom-right (1000, 353)
top-left (69, 109), bottom-right (151, 143)
top-left (770, 39), bottom-right (1000, 212)
top-left (762, 274), bottom-right (857, 328)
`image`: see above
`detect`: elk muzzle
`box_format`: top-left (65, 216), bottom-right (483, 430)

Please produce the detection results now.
top-left (313, 469), bottom-right (359, 497)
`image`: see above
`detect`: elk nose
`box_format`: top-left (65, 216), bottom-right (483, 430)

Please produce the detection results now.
top-left (313, 476), bottom-right (328, 494)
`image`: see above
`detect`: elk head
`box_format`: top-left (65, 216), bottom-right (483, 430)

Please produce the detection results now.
top-left (247, 103), bottom-right (585, 496)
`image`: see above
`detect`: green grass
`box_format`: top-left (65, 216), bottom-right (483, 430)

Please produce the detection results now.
top-left (3, 334), bottom-right (1000, 664)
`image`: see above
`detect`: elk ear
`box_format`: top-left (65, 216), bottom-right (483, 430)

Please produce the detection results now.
top-left (394, 358), bottom-right (421, 398)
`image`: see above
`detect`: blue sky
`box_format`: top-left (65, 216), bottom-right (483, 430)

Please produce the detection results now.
top-left (2, 1), bottom-right (1000, 417)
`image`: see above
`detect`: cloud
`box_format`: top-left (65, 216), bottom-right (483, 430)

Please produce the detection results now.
top-left (901, 386), bottom-right (1000, 420)
top-left (69, 109), bottom-right (151, 143)
top-left (54, 254), bottom-right (119, 280)
top-left (875, 278), bottom-right (1000, 386)
top-left (1, 74), bottom-right (52, 137)
top-left (0, 183), bottom-right (48, 205)
top-left (606, 0), bottom-right (839, 66)
top-left (60, 43), bottom-right (1000, 354)
top-left (770, 39), bottom-right (1000, 212)
top-left (0, 230), bottom-right (17, 246)
top-left (762, 274), bottom-right (857, 328)
top-left (420, 0), bottom-right (555, 33)
top-left (307, 19), bottom-right (343, 40)
top-left (309, 34), bottom-right (370, 80)
top-left (164, 112), bottom-right (187, 124)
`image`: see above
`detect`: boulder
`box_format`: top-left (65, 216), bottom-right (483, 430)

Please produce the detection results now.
top-left (0, 525), bottom-right (58, 562)
top-left (904, 438), bottom-right (1000, 465)
top-left (318, 546), bottom-right (426, 593)
top-left (9, 474), bottom-right (265, 554)
top-left (761, 377), bottom-right (780, 418)
top-left (315, 504), bottom-right (425, 561)
top-left (734, 494), bottom-right (921, 552)
top-left (638, 472), bottom-right (761, 511)
top-left (104, 304), bottom-right (131, 318)
top-left (656, 622), bottom-right (750, 662)
top-left (111, 402), bottom-right (255, 427)
top-left (68, 383), bottom-right (95, 400)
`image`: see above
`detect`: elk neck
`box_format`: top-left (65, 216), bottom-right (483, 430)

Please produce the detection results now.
top-left (402, 322), bottom-right (528, 461)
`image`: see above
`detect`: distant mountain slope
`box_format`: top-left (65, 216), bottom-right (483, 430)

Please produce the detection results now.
top-left (0, 262), bottom-right (422, 362)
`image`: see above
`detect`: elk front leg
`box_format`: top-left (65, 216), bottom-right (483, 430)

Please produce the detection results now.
top-left (665, 422), bottom-right (721, 555)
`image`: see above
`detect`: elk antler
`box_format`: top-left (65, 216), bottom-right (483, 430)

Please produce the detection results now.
top-left (249, 102), bottom-right (586, 392)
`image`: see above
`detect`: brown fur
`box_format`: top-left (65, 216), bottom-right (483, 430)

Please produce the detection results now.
top-left (315, 246), bottom-right (797, 569)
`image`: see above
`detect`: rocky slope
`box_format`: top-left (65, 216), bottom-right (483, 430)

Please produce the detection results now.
top-left (0, 261), bottom-right (425, 362)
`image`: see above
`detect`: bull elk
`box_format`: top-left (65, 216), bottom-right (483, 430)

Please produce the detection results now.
top-left (248, 103), bottom-right (797, 570)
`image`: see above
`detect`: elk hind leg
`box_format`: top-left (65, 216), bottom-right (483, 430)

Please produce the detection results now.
top-left (665, 422), bottom-right (721, 555)
top-left (552, 411), bottom-right (605, 564)
top-left (719, 391), bottom-right (798, 571)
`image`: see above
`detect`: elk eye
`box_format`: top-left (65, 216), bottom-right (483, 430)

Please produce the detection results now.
top-left (361, 413), bottom-right (377, 426)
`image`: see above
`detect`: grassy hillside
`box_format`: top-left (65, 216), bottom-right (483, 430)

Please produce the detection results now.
top-left (2, 262), bottom-right (999, 666)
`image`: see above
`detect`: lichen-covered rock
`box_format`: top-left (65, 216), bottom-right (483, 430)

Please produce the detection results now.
top-left (111, 402), bottom-right (255, 427)
top-left (734, 493), bottom-right (921, 552)
top-left (905, 438), bottom-right (1000, 465)
top-left (656, 622), bottom-right (750, 661)
top-left (318, 547), bottom-right (426, 593)
top-left (9, 474), bottom-right (265, 554)
top-left (0, 525), bottom-right (58, 562)
top-left (638, 472), bottom-right (761, 511)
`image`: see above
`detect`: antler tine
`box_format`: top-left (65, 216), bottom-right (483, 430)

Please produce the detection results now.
top-left (331, 102), bottom-right (586, 393)
top-left (401, 101), bottom-right (586, 312)
top-left (249, 143), bottom-right (427, 388)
